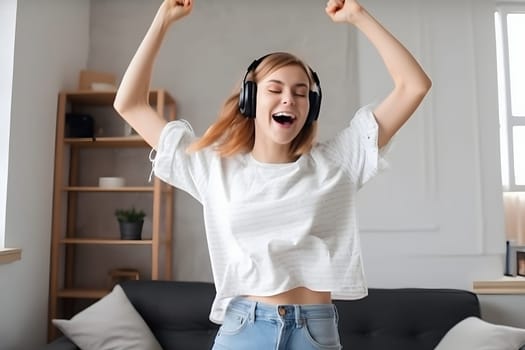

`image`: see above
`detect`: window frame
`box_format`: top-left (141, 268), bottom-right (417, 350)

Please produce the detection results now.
top-left (0, 0), bottom-right (17, 251)
top-left (496, 4), bottom-right (525, 191)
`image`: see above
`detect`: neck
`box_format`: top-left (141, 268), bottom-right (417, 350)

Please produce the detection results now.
top-left (251, 143), bottom-right (295, 164)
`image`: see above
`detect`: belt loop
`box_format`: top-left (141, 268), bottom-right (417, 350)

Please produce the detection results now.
top-left (248, 300), bottom-right (256, 324)
top-left (294, 305), bottom-right (302, 328)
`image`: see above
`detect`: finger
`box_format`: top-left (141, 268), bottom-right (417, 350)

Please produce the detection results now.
top-left (326, 0), bottom-right (344, 7)
top-left (325, 3), bottom-right (341, 15)
top-left (174, 0), bottom-right (190, 9)
top-left (325, 0), bottom-right (342, 11)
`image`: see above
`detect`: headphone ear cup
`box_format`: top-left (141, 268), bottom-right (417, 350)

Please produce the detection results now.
top-left (240, 81), bottom-right (257, 118)
top-left (307, 91), bottom-right (321, 125)
top-left (239, 82), bottom-right (248, 116)
top-left (239, 84), bottom-right (247, 116)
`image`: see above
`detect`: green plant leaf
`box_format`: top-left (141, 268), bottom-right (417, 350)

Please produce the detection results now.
top-left (114, 206), bottom-right (146, 222)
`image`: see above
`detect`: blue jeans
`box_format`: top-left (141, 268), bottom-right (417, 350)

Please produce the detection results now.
top-left (212, 297), bottom-right (342, 350)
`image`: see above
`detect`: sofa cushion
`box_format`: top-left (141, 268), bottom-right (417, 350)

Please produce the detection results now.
top-left (434, 316), bottom-right (525, 350)
top-left (334, 288), bottom-right (481, 350)
top-left (52, 284), bottom-right (162, 350)
top-left (120, 280), bottom-right (219, 350)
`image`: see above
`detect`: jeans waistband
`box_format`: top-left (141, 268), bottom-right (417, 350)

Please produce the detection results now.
top-left (227, 297), bottom-right (337, 323)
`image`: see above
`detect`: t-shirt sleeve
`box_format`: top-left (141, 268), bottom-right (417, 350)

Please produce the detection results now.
top-left (324, 104), bottom-right (391, 189)
top-left (150, 120), bottom-right (209, 202)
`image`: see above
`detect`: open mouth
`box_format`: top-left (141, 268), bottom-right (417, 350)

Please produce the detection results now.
top-left (272, 113), bottom-right (295, 126)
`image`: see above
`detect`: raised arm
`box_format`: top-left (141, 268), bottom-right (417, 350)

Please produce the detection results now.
top-left (326, 0), bottom-right (431, 148)
top-left (113, 0), bottom-right (193, 149)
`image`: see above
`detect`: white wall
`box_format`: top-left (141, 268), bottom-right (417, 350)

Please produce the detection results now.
top-left (356, 0), bottom-right (506, 286)
top-left (0, 0), bottom-right (523, 348)
top-left (88, 0), bottom-right (507, 285)
top-left (479, 294), bottom-right (525, 328)
top-left (0, 0), bottom-right (90, 349)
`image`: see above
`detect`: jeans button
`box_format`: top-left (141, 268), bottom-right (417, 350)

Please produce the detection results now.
top-left (278, 306), bottom-right (286, 316)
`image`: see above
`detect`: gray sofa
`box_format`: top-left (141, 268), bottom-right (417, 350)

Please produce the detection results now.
top-left (43, 280), bottom-right (524, 350)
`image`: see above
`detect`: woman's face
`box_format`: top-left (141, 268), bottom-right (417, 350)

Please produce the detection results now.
top-left (253, 64), bottom-right (310, 154)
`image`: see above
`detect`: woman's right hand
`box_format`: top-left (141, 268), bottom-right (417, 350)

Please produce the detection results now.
top-left (160, 0), bottom-right (193, 26)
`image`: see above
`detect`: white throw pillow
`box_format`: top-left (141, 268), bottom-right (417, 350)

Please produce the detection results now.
top-left (434, 316), bottom-right (525, 350)
top-left (52, 284), bottom-right (162, 350)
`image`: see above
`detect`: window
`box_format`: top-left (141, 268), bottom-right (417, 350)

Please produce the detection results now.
top-left (495, 6), bottom-right (525, 191)
top-left (0, 0), bottom-right (17, 250)
top-left (496, 5), bottom-right (525, 249)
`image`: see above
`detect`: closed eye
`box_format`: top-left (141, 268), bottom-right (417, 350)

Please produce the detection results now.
top-left (294, 86), bottom-right (308, 97)
top-left (267, 88), bottom-right (307, 96)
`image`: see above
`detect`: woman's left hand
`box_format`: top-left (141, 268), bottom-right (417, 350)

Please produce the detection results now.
top-left (325, 0), bottom-right (363, 24)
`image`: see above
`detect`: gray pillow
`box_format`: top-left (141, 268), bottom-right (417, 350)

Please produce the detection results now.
top-left (52, 285), bottom-right (162, 350)
top-left (434, 316), bottom-right (525, 350)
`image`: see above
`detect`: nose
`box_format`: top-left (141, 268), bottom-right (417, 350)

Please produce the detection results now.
top-left (281, 90), bottom-right (296, 105)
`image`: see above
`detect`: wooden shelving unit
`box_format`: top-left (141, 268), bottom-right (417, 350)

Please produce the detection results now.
top-left (47, 89), bottom-right (176, 340)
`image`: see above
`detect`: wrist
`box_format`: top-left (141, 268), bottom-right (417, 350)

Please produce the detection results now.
top-left (155, 2), bottom-right (178, 32)
top-left (346, 4), bottom-right (366, 24)
top-left (151, 11), bottom-right (172, 35)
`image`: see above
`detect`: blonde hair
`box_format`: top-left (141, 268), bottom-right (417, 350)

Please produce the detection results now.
top-left (187, 52), bottom-right (319, 157)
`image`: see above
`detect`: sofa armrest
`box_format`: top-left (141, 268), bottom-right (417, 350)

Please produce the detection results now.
top-left (40, 337), bottom-right (78, 350)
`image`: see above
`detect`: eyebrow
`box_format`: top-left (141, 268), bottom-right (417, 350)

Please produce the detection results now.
top-left (266, 79), bottom-right (309, 89)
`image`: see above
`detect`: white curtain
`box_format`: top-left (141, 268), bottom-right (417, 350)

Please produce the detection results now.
top-left (503, 192), bottom-right (525, 246)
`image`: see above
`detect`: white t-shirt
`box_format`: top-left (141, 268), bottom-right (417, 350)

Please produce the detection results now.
top-left (152, 105), bottom-right (388, 324)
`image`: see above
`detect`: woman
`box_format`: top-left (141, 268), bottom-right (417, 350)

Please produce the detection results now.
top-left (114, 0), bottom-right (431, 349)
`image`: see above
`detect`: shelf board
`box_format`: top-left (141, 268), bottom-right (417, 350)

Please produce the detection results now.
top-left (0, 248), bottom-right (22, 264)
top-left (473, 276), bottom-right (525, 294)
top-left (65, 136), bottom-right (147, 148)
top-left (57, 288), bottom-right (109, 299)
top-left (63, 186), bottom-right (153, 192)
top-left (61, 89), bottom-right (174, 106)
top-left (61, 238), bottom-right (153, 245)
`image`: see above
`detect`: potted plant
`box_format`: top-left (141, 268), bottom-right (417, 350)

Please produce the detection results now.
top-left (115, 207), bottom-right (146, 240)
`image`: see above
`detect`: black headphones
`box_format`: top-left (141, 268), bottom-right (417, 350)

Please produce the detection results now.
top-left (238, 53), bottom-right (322, 125)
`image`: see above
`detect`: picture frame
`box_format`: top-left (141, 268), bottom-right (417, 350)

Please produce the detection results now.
top-left (517, 251), bottom-right (525, 277)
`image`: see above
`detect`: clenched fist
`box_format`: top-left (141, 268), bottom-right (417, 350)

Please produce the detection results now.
top-left (160, 0), bottom-right (193, 25)
top-left (325, 0), bottom-right (363, 24)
